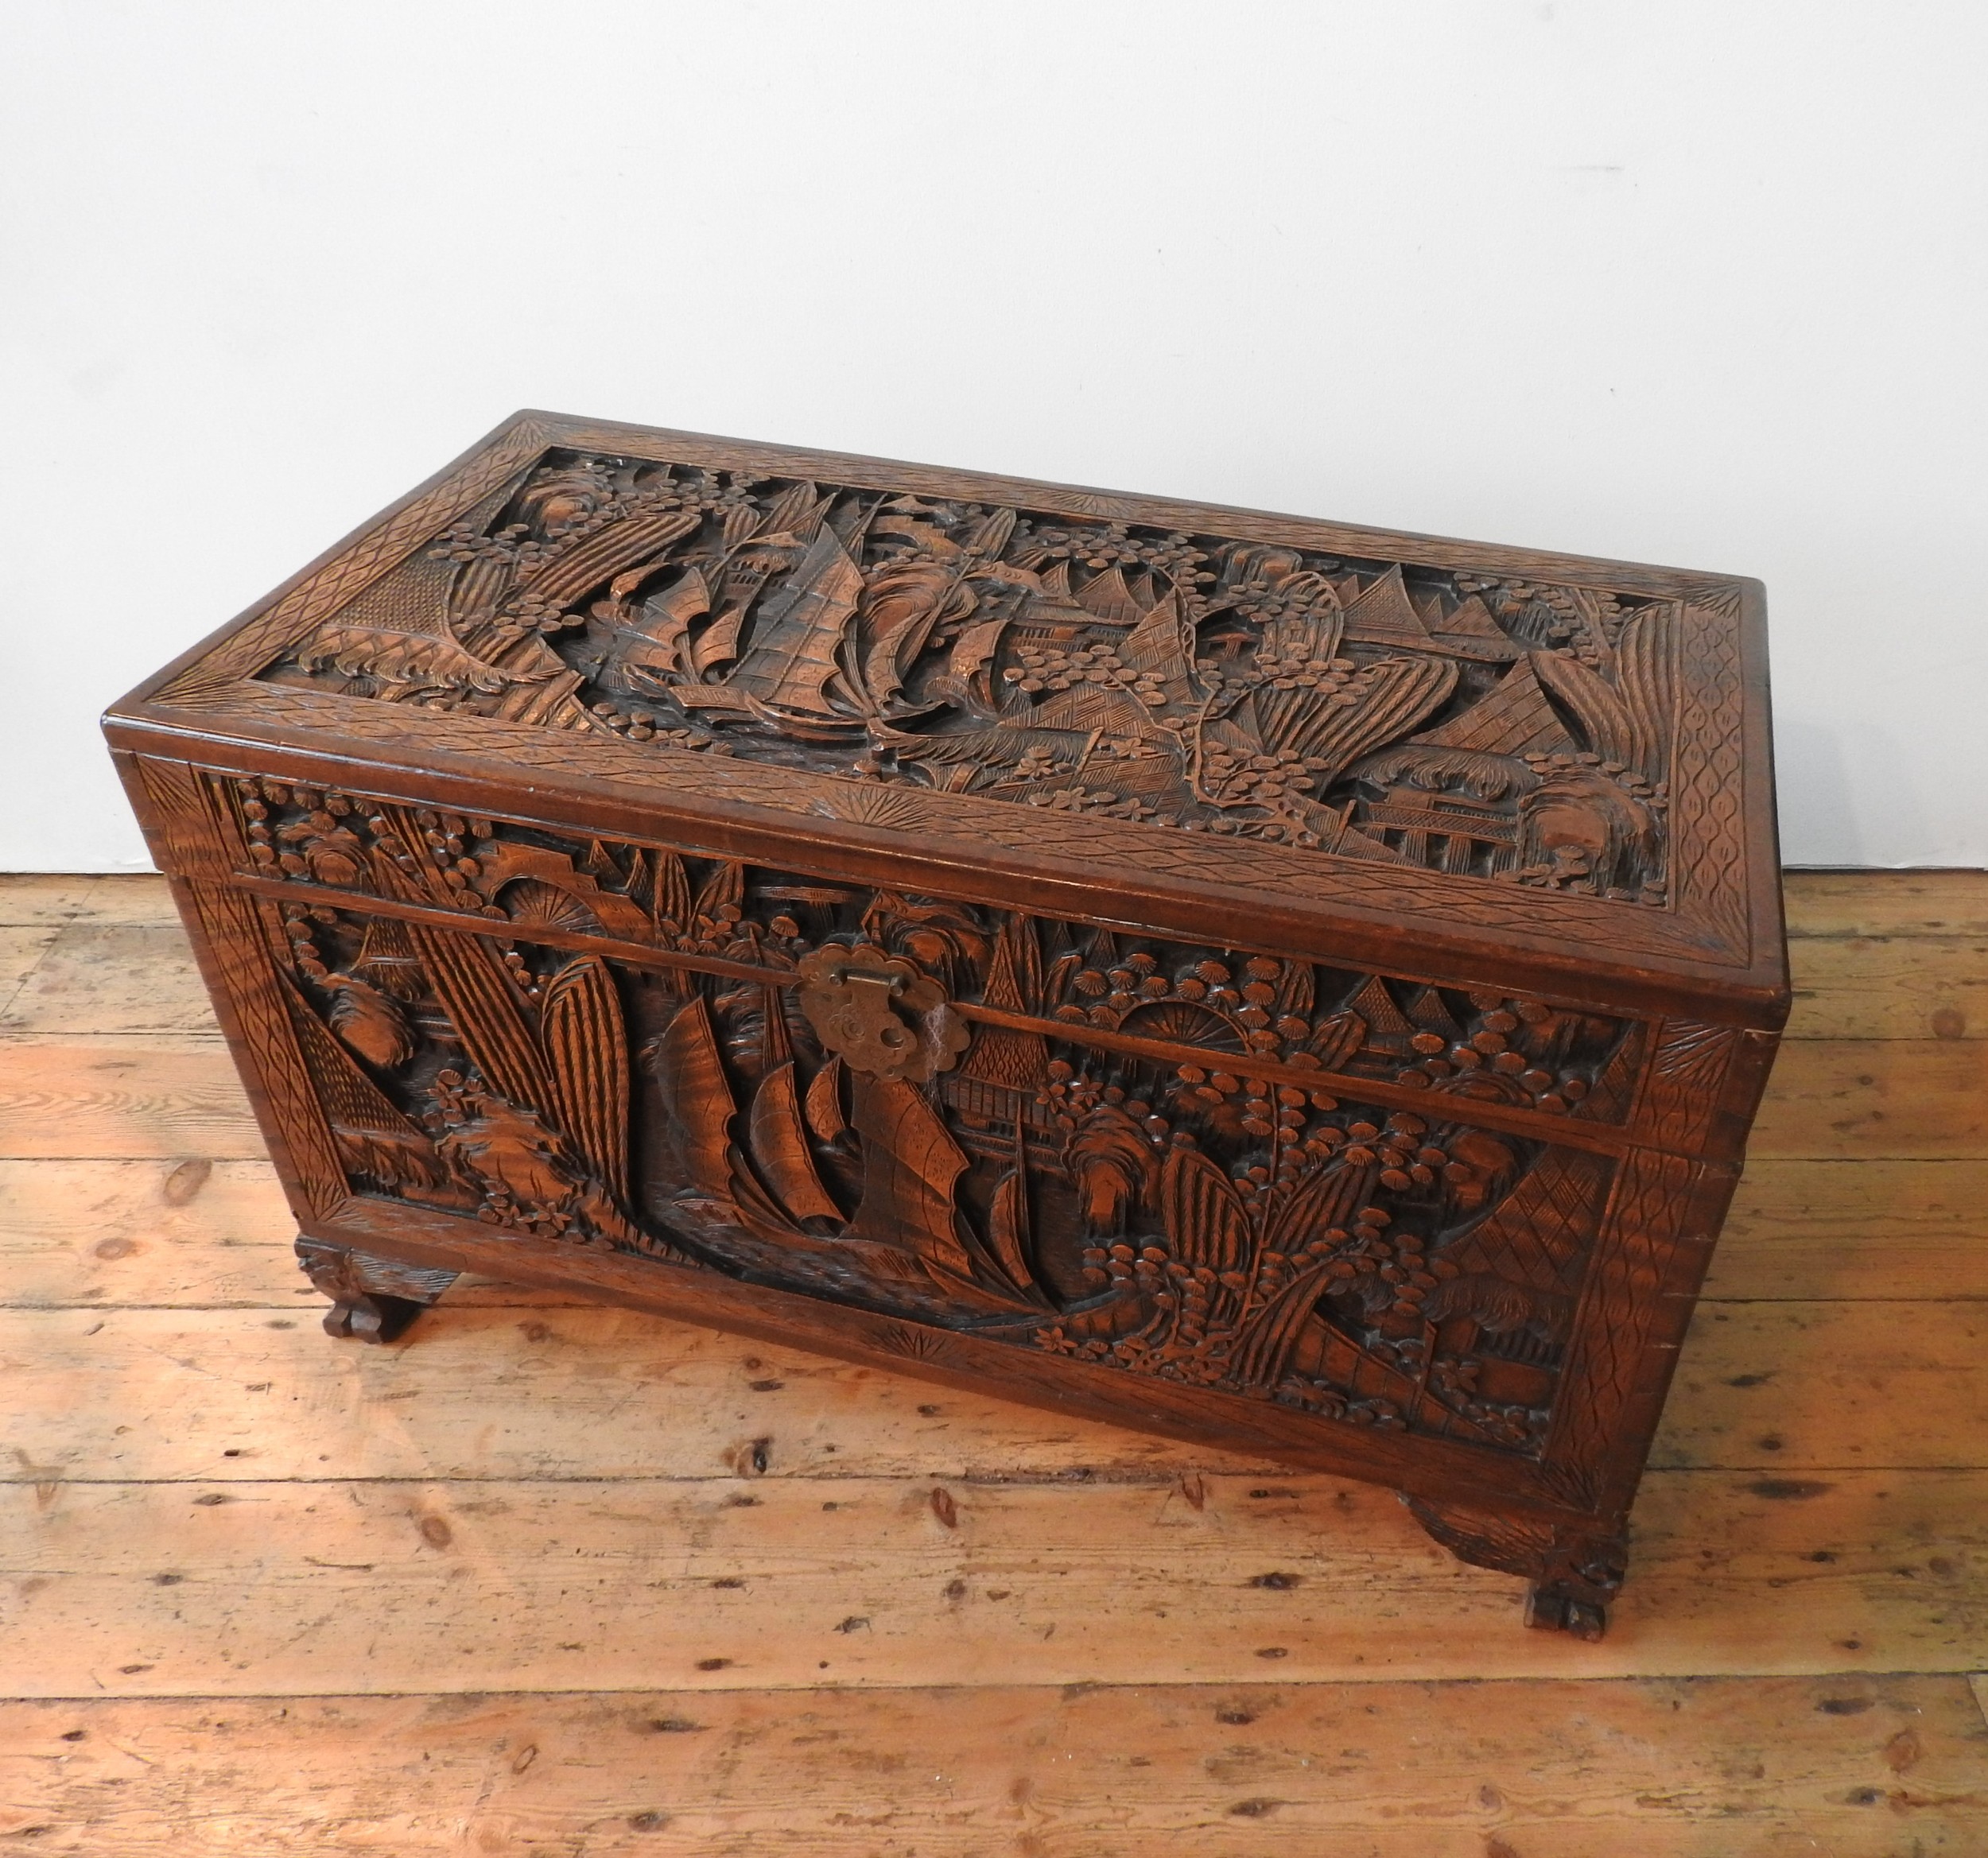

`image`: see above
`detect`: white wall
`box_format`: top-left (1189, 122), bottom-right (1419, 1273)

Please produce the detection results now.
top-left (3, 0), bottom-right (1982, 871)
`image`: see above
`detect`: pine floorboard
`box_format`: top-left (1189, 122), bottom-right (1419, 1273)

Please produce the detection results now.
top-left (1, 871), bottom-right (1985, 1853)
top-left (4, 1678), bottom-right (1982, 1856)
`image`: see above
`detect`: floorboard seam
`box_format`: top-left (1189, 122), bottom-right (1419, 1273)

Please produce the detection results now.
top-left (0, 929), bottom-right (65, 1022)
top-left (10, 1463), bottom-right (1987, 1488)
top-left (0, 1670), bottom-right (1959, 1705)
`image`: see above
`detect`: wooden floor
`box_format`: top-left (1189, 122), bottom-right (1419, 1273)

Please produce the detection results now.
top-left (1, 872), bottom-right (1984, 1855)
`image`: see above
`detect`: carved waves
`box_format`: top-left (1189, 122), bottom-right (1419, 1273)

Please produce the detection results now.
top-left (266, 450), bottom-right (1683, 906)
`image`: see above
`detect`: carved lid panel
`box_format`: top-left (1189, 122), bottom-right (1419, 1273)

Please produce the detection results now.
top-left (111, 413), bottom-right (1788, 1016)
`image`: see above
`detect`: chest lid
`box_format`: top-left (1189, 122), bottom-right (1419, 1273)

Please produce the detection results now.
top-left (108, 410), bottom-right (1788, 1022)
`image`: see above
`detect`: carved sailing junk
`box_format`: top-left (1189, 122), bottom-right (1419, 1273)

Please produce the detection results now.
top-left (107, 413), bottom-right (1788, 1641)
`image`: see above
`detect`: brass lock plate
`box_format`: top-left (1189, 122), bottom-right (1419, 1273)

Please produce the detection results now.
top-left (795, 943), bottom-right (968, 1084)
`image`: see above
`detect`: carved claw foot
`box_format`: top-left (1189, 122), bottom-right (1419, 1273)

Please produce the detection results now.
top-left (1404, 1493), bottom-right (1627, 1639)
top-left (297, 1239), bottom-right (458, 1344)
top-left (1524, 1581), bottom-right (1610, 1640)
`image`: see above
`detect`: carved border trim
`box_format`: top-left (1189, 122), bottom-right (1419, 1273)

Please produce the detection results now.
top-left (1540, 1146), bottom-right (1711, 1512)
top-left (149, 418), bottom-right (556, 707)
top-left (179, 879), bottom-right (351, 1220)
top-left (1670, 594), bottom-right (1752, 961)
top-left (134, 757), bottom-right (234, 882)
top-left (530, 415), bottom-right (1748, 607)
top-left (169, 683), bottom-right (1749, 969)
top-left (1632, 1018), bottom-right (1745, 1154)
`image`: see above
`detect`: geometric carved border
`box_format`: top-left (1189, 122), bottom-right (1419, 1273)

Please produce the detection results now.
top-left (1635, 1020), bottom-right (1745, 1154)
top-left (1542, 1146), bottom-right (1710, 1514)
top-left (1670, 595), bottom-right (1753, 962)
top-left (184, 680), bottom-right (1749, 970)
top-left (179, 878), bottom-right (350, 1220)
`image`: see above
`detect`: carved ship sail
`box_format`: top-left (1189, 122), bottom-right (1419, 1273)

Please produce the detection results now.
top-left (684, 524), bottom-right (864, 726)
top-left (594, 567), bottom-right (712, 695)
top-left (651, 993), bottom-right (1001, 1298)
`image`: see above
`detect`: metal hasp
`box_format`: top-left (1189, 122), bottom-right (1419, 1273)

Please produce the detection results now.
top-left (795, 942), bottom-right (968, 1083)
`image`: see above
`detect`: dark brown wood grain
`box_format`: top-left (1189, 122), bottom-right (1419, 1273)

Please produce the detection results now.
top-left (103, 413), bottom-right (1789, 1635)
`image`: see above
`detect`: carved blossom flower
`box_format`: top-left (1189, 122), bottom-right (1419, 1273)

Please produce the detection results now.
top-left (1019, 522), bottom-right (1211, 580)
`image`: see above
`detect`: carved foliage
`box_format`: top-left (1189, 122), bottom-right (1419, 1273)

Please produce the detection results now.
top-left (201, 683), bottom-right (1747, 965)
top-left (277, 891), bottom-right (681, 1262)
top-left (1023, 1049), bottom-right (1617, 1453)
top-left (153, 424), bottom-right (553, 709)
top-left (265, 450), bottom-right (1683, 903)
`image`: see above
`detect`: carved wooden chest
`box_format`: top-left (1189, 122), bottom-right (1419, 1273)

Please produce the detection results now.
top-left (107, 412), bottom-right (1787, 1637)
